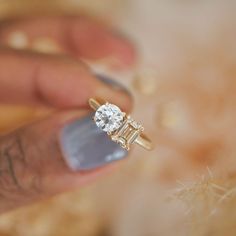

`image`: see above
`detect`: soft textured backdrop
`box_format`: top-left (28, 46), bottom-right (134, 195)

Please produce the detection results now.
top-left (0, 0), bottom-right (236, 235)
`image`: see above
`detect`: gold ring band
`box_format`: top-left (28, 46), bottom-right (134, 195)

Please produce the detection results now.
top-left (88, 98), bottom-right (153, 151)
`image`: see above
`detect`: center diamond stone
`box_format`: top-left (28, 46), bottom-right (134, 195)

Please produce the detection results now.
top-left (94, 103), bottom-right (124, 132)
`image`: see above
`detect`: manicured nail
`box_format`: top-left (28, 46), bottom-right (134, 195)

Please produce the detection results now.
top-left (59, 113), bottom-right (128, 171)
top-left (95, 73), bottom-right (132, 97)
top-left (110, 30), bottom-right (135, 44)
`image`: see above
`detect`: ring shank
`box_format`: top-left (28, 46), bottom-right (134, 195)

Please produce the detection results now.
top-left (135, 133), bottom-right (153, 150)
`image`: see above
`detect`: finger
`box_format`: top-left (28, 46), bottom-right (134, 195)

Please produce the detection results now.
top-left (0, 48), bottom-right (132, 111)
top-left (0, 110), bottom-right (128, 213)
top-left (0, 16), bottom-right (136, 69)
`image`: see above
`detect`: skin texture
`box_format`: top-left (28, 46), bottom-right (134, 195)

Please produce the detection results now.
top-left (0, 16), bottom-right (136, 68)
top-left (0, 16), bottom-right (136, 213)
top-left (0, 48), bottom-right (132, 109)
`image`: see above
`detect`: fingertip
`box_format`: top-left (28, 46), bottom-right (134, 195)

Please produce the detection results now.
top-left (35, 59), bottom-right (96, 108)
top-left (105, 33), bottom-right (137, 69)
top-left (69, 19), bottom-right (137, 69)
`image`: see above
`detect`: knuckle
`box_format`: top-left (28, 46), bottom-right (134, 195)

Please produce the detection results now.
top-left (0, 130), bottom-right (42, 201)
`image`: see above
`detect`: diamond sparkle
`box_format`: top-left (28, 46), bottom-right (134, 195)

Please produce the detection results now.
top-left (94, 103), bottom-right (124, 133)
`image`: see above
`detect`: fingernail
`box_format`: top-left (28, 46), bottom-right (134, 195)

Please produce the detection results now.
top-left (95, 73), bottom-right (132, 97)
top-left (59, 113), bottom-right (128, 171)
top-left (111, 30), bottom-right (132, 42)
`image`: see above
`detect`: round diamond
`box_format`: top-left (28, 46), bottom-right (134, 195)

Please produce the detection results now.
top-left (94, 103), bottom-right (124, 132)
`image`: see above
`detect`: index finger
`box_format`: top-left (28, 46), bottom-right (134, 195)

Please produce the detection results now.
top-left (0, 48), bottom-right (132, 111)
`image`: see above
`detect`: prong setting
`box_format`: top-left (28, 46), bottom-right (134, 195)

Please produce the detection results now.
top-left (94, 103), bottom-right (124, 133)
top-left (110, 117), bottom-right (144, 150)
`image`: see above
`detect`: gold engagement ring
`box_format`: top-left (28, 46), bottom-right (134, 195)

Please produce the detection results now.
top-left (89, 98), bottom-right (153, 151)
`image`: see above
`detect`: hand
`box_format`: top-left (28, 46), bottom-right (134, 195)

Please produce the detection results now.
top-left (0, 16), bottom-right (135, 213)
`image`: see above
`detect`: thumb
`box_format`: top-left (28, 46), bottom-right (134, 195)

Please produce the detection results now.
top-left (0, 110), bottom-right (127, 213)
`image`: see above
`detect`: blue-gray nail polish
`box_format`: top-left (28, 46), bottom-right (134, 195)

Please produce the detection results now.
top-left (60, 113), bottom-right (128, 171)
top-left (95, 73), bottom-right (132, 97)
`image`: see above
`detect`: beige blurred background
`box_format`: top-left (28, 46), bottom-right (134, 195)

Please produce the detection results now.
top-left (0, 0), bottom-right (236, 235)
